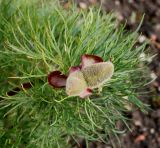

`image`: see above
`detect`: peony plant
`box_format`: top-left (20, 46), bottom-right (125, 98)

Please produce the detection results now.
top-left (0, 0), bottom-right (148, 147)
top-left (48, 54), bottom-right (114, 98)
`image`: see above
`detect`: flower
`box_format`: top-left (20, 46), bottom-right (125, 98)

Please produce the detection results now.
top-left (48, 54), bottom-right (114, 98)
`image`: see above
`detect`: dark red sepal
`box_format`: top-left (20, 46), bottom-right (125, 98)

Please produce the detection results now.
top-left (79, 88), bottom-right (93, 98)
top-left (48, 71), bottom-right (67, 88)
top-left (69, 66), bottom-right (81, 75)
top-left (81, 54), bottom-right (103, 68)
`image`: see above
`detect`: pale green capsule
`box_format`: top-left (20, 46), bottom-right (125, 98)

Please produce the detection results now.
top-left (66, 61), bottom-right (114, 97)
top-left (66, 70), bottom-right (88, 97)
top-left (82, 61), bottom-right (114, 88)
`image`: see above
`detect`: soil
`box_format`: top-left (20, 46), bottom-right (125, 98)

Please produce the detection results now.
top-left (65, 0), bottom-right (160, 147)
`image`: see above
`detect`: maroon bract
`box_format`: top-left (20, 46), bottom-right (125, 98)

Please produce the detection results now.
top-left (81, 54), bottom-right (103, 68)
top-left (79, 88), bottom-right (93, 98)
top-left (7, 82), bottom-right (32, 96)
top-left (69, 66), bottom-right (81, 75)
top-left (48, 71), bottom-right (67, 88)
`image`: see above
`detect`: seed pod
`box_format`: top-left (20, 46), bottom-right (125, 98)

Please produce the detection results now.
top-left (82, 61), bottom-right (114, 88)
top-left (48, 54), bottom-right (114, 98)
top-left (66, 69), bottom-right (88, 97)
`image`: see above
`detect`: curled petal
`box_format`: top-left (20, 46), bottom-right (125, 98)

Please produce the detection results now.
top-left (81, 54), bottom-right (103, 68)
top-left (48, 71), bottom-right (67, 88)
top-left (69, 66), bottom-right (81, 75)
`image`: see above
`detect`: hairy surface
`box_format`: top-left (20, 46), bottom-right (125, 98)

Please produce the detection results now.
top-left (82, 62), bottom-right (114, 88)
top-left (66, 70), bottom-right (87, 96)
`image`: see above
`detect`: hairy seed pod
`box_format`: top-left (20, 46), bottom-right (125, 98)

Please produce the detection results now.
top-left (66, 70), bottom-right (88, 97)
top-left (48, 54), bottom-right (114, 98)
top-left (66, 61), bottom-right (114, 97)
top-left (82, 61), bottom-right (114, 88)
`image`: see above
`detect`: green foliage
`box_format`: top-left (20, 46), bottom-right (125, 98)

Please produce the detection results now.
top-left (0, 0), bottom-right (148, 147)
